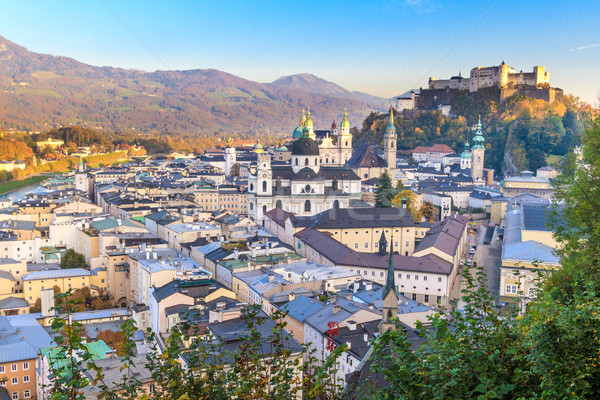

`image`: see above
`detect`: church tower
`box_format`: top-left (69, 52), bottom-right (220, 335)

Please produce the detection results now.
top-left (304, 108), bottom-right (316, 141)
top-left (460, 139), bottom-right (472, 171)
top-left (384, 105), bottom-right (397, 169)
top-left (224, 138), bottom-right (237, 176)
top-left (471, 116), bottom-right (485, 182)
top-left (256, 153), bottom-right (272, 196)
top-left (379, 233), bottom-right (399, 334)
top-left (338, 109), bottom-right (353, 165)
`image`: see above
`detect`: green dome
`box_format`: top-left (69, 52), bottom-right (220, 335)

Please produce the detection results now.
top-left (292, 126), bottom-right (304, 138)
top-left (472, 116), bottom-right (485, 149)
top-left (275, 145), bottom-right (288, 151)
top-left (461, 140), bottom-right (471, 159)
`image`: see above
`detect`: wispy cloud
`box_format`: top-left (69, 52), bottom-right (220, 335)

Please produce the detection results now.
top-left (402, 0), bottom-right (437, 12)
top-left (569, 43), bottom-right (600, 52)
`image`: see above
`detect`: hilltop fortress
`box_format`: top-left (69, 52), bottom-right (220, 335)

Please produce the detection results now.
top-left (396, 62), bottom-right (563, 113)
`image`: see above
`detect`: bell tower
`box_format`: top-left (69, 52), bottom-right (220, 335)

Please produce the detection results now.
top-left (471, 116), bottom-right (485, 182)
top-left (338, 109), bottom-right (353, 165)
top-left (384, 105), bottom-right (397, 169)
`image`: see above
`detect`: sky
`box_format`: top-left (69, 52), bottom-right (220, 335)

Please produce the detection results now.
top-left (1, 0), bottom-right (599, 104)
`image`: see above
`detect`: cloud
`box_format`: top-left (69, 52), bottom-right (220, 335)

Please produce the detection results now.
top-left (569, 43), bottom-right (600, 52)
top-left (402, 0), bottom-right (437, 12)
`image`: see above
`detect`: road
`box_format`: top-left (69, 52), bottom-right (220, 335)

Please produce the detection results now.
top-left (453, 221), bottom-right (502, 308)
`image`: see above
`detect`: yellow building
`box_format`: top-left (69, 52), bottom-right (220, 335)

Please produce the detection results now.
top-left (502, 171), bottom-right (554, 199)
top-left (22, 268), bottom-right (108, 305)
top-left (0, 259), bottom-right (27, 300)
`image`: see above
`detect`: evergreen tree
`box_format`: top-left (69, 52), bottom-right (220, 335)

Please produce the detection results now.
top-left (60, 249), bottom-right (89, 270)
top-left (375, 171), bottom-right (396, 208)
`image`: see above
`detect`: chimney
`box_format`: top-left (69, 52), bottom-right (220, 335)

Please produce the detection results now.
top-left (234, 247), bottom-right (239, 260)
top-left (347, 320), bottom-right (357, 331)
top-left (353, 281), bottom-right (359, 293)
top-left (365, 282), bottom-right (373, 291)
top-left (268, 273), bottom-right (275, 282)
top-left (251, 246), bottom-right (256, 259)
top-left (363, 332), bottom-right (369, 342)
top-left (345, 293), bottom-right (352, 301)
top-left (41, 288), bottom-right (56, 318)
top-left (332, 304), bottom-right (340, 314)
top-left (289, 292), bottom-right (296, 301)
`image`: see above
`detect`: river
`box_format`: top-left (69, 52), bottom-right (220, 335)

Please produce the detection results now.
top-left (0, 176), bottom-right (56, 202)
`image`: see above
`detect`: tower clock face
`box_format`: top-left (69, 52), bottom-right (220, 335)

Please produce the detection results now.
top-left (262, 174), bottom-right (267, 178)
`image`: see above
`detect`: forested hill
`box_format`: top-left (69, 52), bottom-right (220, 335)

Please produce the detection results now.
top-left (0, 35), bottom-right (384, 135)
top-left (355, 88), bottom-right (596, 175)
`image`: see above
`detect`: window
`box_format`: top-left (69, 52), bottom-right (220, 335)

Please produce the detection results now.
top-left (0, 366), bottom-right (4, 373)
top-left (11, 377), bottom-right (17, 384)
top-left (11, 364), bottom-right (16, 372)
top-left (12, 393), bottom-right (17, 400)
top-left (371, 271), bottom-right (375, 276)
top-left (262, 181), bottom-right (267, 192)
top-left (397, 273), bottom-right (401, 279)
top-left (437, 296), bottom-right (442, 304)
top-left (394, 241), bottom-right (398, 248)
top-left (405, 241), bottom-right (409, 247)
top-left (305, 158), bottom-right (309, 166)
top-left (414, 275), bottom-right (418, 281)
top-left (23, 375), bottom-right (29, 383)
top-left (424, 294), bottom-right (429, 303)
top-left (0, 381), bottom-right (4, 387)
top-left (365, 243), bottom-right (368, 249)
top-left (354, 243), bottom-right (358, 249)
top-left (423, 276), bottom-right (427, 281)
top-left (406, 274), bottom-right (410, 279)
top-left (506, 284), bottom-right (518, 294)
top-left (24, 390), bottom-right (31, 399)
top-left (438, 277), bottom-right (442, 283)
top-left (304, 200), bottom-right (311, 212)
top-left (23, 362), bottom-right (28, 370)
top-left (412, 293), bottom-right (417, 301)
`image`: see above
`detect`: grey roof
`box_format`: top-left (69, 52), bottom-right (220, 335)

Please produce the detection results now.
top-left (305, 297), bottom-right (376, 334)
top-left (522, 204), bottom-right (552, 231)
top-left (295, 228), bottom-right (453, 275)
top-left (503, 241), bottom-right (559, 265)
top-left (414, 215), bottom-right (468, 257)
top-left (308, 207), bottom-right (414, 229)
top-left (152, 279), bottom-right (226, 303)
top-left (0, 271), bottom-right (15, 281)
top-left (22, 268), bottom-right (91, 281)
top-left (0, 297), bottom-right (29, 309)
top-left (281, 296), bottom-right (326, 323)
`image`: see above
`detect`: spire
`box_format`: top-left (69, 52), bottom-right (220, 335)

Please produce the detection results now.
top-left (300, 109), bottom-right (306, 126)
top-left (341, 108), bottom-right (350, 129)
top-left (472, 115), bottom-right (485, 149)
top-left (304, 107), bottom-right (313, 128)
top-left (383, 235), bottom-right (397, 298)
top-left (385, 104), bottom-right (396, 137)
top-left (378, 231), bottom-right (387, 256)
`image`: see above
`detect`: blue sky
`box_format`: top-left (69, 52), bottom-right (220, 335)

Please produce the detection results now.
top-left (1, 0), bottom-right (599, 103)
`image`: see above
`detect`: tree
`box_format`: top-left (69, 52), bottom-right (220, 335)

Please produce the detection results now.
top-left (419, 201), bottom-right (438, 222)
top-left (97, 329), bottom-right (125, 356)
top-left (230, 162), bottom-right (241, 177)
top-left (60, 249), bottom-right (89, 270)
top-left (29, 285), bottom-right (61, 313)
top-left (375, 170), bottom-right (396, 208)
top-left (391, 189), bottom-right (420, 221)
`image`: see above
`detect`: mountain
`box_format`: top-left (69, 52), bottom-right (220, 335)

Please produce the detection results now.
top-left (272, 73), bottom-right (386, 109)
top-left (0, 36), bottom-right (385, 136)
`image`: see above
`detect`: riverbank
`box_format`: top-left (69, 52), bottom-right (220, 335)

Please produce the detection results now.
top-left (0, 175), bottom-right (49, 196)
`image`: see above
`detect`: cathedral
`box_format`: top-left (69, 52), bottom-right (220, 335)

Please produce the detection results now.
top-left (247, 108), bottom-right (399, 224)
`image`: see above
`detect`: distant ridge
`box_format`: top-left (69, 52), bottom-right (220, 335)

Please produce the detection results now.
top-left (0, 35), bottom-right (385, 135)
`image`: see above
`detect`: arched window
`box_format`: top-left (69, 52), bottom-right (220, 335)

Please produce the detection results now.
top-left (250, 202), bottom-right (254, 210)
top-left (304, 200), bottom-right (311, 212)
top-left (276, 200), bottom-right (282, 209)
top-left (305, 184), bottom-right (311, 193)
top-left (295, 158), bottom-right (298, 166)
top-left (314, 159), bottom-right (317, 166)
top-left (387, 309), bottom-right (393, 321)
top-left (326, 158), bottom-right (329, 164)
top-left (391, 141), bottom-right (395, 148)
top-left (332, 159), bottom-right (335, 164)
top-left (305, 158), bottom-right (309, 166)
top-left (262, 181), bottom-right (267, 192)
top-left (249, 183), bottom-right (254, 192)
top-left (333, 200), bottom-right (339, 209)
top-left (345, 141), bottom-right (348, 147)
top-left (263, 205), bottom-right (267, 214)
top-left (332, 180), bottom-right (338, 191)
